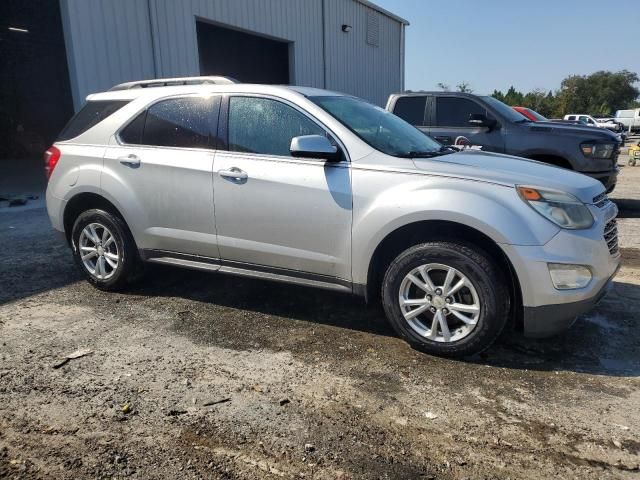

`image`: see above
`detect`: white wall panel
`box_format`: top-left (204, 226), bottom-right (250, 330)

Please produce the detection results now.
top-left (323, 0), bottom-right (403, 106)
top-left (61, 0), bottom-right (156, 109)
top-left (148, 0), bottom-right (325, 88)
top-left (60, 0), bottom-right (404, 108)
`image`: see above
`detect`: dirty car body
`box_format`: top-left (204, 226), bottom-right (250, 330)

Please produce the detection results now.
top-left (45, 80), bottom-right (621, 356)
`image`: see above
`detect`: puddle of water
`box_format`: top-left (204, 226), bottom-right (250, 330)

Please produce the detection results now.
top-left (583, 314), bottom-right (622, 331)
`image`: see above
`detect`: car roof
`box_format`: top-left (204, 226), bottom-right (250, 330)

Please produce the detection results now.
top-left (87, 83), bottom-right (347, 103)
top-left (389, 91), bottom-right (485, 99)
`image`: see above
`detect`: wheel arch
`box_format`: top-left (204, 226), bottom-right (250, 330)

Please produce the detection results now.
top-left (364, 220), bottom-right (524, 330)
top-left (63, 192), bottom-right (129, 244)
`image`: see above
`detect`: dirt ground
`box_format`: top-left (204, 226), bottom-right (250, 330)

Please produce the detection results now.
top-left (1, 141), bottom-right (640, 479)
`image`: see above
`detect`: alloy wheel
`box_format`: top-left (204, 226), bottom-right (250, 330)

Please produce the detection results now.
top-left (78, 223), bottom-right (120, 280)
top-left (398, 263), bottom-right (481, 342)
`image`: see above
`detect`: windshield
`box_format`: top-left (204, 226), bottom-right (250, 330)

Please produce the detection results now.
top-left (482, 96), bottom-right (531, 123)
top-left (310, 95), bottom-right (443, 157)
top-left (525, 108), bottom-right (548, 122)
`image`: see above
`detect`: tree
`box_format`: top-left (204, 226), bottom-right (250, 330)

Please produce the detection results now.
top-left (436, 82), bottom-right (473, 93)
top-left (503, 86), bottom-right (524, 106)
top-left (456, 81), bottom-right (473, 93)
top-left (555, 70), bottom-right (639, 116)
top-left (490, 70), bottom-right (639, 118)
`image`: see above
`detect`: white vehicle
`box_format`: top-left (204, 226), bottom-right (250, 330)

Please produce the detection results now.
top-left (614, 109), bottom-right (640, 132)
top-left (563, 114), bottom-right (618, 132)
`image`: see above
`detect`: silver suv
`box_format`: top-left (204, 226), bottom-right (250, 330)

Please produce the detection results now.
top-left (45, 77), bottom-right (620, 357)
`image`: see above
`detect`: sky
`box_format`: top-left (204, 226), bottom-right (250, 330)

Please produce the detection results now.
top-left (373, 0), bottom-right (640, 95)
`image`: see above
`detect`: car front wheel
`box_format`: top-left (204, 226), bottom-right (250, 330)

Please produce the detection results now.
top-left (381, 241), bottom-right (510, 357)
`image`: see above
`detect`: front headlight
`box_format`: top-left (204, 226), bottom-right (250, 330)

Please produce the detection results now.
top-left (581, 142), bottom-right (616, 159)
top-left (517, 186), bottom-right (594, 229)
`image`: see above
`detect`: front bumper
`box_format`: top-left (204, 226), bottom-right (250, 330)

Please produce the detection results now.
top-left (522, 273), bottom-right (615, 338)
top-left (500, 207), bottom-right (621, 338)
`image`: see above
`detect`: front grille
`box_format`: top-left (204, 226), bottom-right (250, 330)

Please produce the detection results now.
top-left (592, 192), bottom-right (611, 209)
top-left (604, 219), bottom-right (619, 255)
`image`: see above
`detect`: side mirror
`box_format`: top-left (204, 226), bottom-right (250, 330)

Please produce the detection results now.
top-left (468, 113), bottom-right (497, 130)
top-left (290, 135), bottom-right (340, 161)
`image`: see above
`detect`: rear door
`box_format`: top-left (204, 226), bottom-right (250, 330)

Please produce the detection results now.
top-left (102, 95), bottom-right (221, 258)
top-left (431, 96), bottom-right (505, 152)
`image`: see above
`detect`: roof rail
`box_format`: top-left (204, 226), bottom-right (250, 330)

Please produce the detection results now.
top-left (109, 76), bottom-right (239, 91)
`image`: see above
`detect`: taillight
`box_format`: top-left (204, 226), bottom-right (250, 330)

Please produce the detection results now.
top-left (44, 146), bottom-right (61, 180)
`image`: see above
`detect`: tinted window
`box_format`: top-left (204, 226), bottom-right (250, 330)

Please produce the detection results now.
top-left (482, 96), bottom-right (529, 123)
top-left (228, 97), bottom-right (325, 156)
top-left (393, 96), bottom-right (427, 125)
top-left (119, 111), bottom-right (146, 144)
top-left (142, 97), bottom-right (213, 148)
top-left (568, 115), bottom-right (576, 121)
top-left (435, 97), bottom-right (487, 127)
top-left (58, 100), bottom-right (129, 141)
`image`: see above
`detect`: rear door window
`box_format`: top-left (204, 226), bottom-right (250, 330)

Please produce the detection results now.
top-left (435, 98), bottom-right (487, 127)
top-left (393, 96), bottom-right (427, 126)
top-left (141, 97), bottom-right (215, 149)
top-left (57, 100), bottom-right (129, 141)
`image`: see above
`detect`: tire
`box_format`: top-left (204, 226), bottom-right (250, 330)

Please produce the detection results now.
top-left (381, 241), bottom-right (510, 357)
top-left (71, 209), bottom-right (140, 291)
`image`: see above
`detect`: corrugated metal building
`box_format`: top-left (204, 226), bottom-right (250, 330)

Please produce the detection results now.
top-left (60, 0), bottom-right (408, 109)
top-left (1, 0), bottom-right (406, 163)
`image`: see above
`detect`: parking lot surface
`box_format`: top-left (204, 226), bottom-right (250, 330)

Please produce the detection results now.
top-left (1, 145), bottom-right (639, 479)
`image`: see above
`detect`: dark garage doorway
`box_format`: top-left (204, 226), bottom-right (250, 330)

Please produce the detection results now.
top-left (196, 21), bottom-right (291, 85)
top-left (0, 0), bottom-right (73, 160)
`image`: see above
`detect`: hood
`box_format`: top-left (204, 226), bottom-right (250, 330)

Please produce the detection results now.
top-left (529, 121), bottom-right (619, 141)
top-left (411, 150), bottom-right (605, 204)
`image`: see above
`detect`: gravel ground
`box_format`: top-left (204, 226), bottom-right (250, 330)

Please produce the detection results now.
top-left (1, 144), bottom-right (639, 479)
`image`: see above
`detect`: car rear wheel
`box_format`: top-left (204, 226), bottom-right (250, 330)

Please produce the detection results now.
top-left (71, 209), bottom-right (139, 291)
top-left (381, 241), bottom-right (510, 357)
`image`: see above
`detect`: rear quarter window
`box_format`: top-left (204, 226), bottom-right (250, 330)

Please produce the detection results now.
top-left (57, 100), bottom-right (129, 141)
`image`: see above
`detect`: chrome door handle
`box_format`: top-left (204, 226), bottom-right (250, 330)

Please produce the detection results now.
top-left (218, 167), bottom-right (248, 183)
top-left (118, 154), bottom-right (141, 168)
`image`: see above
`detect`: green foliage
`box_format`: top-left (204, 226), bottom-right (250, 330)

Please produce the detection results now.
top-left (490, 70), bottom-right (639, 118)
top-left (456, 81), bottom-right (473, 93)
top-left (436, 82), bottom-right (473, 93)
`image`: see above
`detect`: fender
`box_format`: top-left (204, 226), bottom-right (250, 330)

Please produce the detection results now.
top-left (350, 177), bottom-right (559, 285)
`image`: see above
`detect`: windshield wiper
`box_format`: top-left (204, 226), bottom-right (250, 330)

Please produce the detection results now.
top-left (400, 151), bottom-right (441, 158)
top-left (400, 147), bottom-right (456, 158)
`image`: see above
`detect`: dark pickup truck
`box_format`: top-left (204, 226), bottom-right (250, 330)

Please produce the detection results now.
top-left (386, 92), bottom-right (620, 192)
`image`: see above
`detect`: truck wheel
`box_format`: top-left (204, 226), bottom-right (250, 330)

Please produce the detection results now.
top-left (629, 158), bottom-right (636, 167)
top-left (381, 241), bottom-right (510, 357)
top-left (70, 209), bottom-right (140, 291)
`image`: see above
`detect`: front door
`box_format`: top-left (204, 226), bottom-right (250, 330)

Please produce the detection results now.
top-left (212, 95), bottom-right (352, 281)
top-left (430, 96), bottom-right (505, 152)
top-left (102, 95), bottom-right (220, 258)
